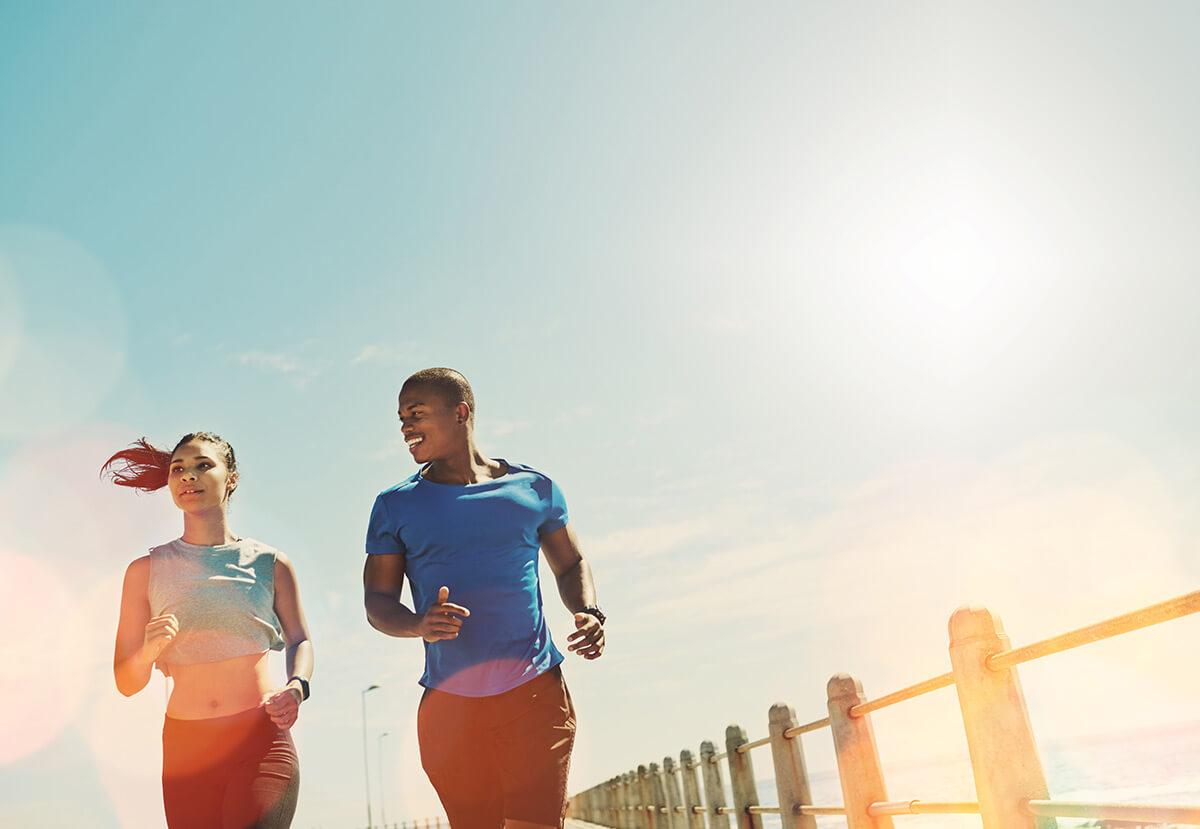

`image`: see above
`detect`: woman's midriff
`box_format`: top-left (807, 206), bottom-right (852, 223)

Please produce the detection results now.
top-left (165, 651), bottom-right (275, 720)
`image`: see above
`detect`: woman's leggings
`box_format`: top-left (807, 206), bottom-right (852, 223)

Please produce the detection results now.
top-left (162, 706), bottom-right (299, 829)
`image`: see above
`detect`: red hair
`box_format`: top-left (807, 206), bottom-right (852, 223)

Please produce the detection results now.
top-left (101, 438), bottom-right (172, 492)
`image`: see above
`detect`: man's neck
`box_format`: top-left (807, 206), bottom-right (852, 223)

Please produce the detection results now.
top-left (424, 446), bottom-right (506, 485)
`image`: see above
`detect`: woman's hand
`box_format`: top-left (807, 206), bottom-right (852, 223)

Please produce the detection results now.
top-left (264, 684), bottom-right (303, 729)
top-left (141, 613), bottom-right (179, 662)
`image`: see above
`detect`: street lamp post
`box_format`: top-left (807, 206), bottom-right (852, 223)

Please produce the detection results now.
top-left (379, 731), bottom-right (390, 828)
top-left (362, 684), bottom-right (381, 829)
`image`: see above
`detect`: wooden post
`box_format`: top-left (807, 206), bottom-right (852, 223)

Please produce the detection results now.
top-left (650, 762), bottom-right (669, 828)
top-left (948, 607), bottom-right (1054, 829)
top-left (662, 756), bottom-right (684, 829)
top-left (639, 764), bottom-right (656, 829)
top-left (700, 740), bottom-right (732, 829)
top-left (827, 674), bottom-right (894, 829)
top-left (623, 770), bottom-right (637, 829)
top-left (606, 777), bottom-right (618, 828)
top-left (679, 750), bottom-right (706, 829)
top-left (725, 724), bottom-right (763, 829)
top-left (768, 702), bottom-right (818, 829)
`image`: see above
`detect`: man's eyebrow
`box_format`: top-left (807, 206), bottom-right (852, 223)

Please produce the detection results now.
top-left (397, 402), bottom-right (427, 413)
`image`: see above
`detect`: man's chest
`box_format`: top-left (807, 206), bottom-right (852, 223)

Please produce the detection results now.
top-left (400, 485), bottom-right (546, 557)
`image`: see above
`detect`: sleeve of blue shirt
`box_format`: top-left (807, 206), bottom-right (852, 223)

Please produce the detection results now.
top-left (537, 477), bottom-right (569, 536)
top-left (366, 493), bottom-right (407, 555)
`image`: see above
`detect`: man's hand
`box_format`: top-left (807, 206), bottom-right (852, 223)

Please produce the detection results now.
top-left (418, 586), bottom-right (471, 643)
top-left (567, 612), bottom-right (604, 660)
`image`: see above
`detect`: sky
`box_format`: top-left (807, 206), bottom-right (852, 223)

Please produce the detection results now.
top-left (3, 2), bottom-right (1200, 827)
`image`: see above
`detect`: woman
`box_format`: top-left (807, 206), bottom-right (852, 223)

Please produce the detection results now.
top-left (106, 431), bottom-right (313, 829)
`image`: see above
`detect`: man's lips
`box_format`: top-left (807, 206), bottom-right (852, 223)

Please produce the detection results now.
top-left (406, 436), bottom-right (424, 452)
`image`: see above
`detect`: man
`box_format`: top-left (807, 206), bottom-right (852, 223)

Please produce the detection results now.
top-left (363, 367), bottom-right (604, 829)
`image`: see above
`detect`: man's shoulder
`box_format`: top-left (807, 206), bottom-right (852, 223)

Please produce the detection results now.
top-left (375, 473), bottom-right (423, 501)
top-left (504, 460), bottom-right (555, 482)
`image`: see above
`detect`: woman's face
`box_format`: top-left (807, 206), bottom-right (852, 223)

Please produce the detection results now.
top-left (167, 440), bottom-right (237, 513)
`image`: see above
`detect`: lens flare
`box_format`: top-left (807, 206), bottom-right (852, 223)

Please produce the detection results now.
top-left (0, 225), bottom-right (127, 439)
top-left (0, 551), bottom-right (90, 764)
top-left (78, 571), bottom-right (171, 828)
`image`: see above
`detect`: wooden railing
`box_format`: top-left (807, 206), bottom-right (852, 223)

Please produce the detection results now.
top-left (568, 589), bottom-right (1200, 828)
top-left (380, 817), bottom-right (446, 829)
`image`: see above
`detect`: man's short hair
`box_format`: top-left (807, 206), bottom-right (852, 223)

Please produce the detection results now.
top-left (402, 368), bottom-right (476, 422)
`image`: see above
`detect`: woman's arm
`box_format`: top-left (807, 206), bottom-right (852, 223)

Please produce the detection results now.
top-left (270, 552), bottom-right (313, 724)
top-left (113, 556), bottom-right (177, 696)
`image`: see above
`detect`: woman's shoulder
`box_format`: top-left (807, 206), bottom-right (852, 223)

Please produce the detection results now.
top-left (122, 554), bottom-right (152, 587)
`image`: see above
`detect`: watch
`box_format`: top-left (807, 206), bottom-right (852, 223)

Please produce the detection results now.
top-left (580, 605), bottom-right (606, 626)
top-left (289, 676), bottom-right (310, 701)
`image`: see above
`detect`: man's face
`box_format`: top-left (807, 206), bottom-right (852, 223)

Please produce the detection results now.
top-left (397, 384), bottom-right (465, 464)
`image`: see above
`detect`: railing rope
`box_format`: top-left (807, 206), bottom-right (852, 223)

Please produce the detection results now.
top-left (725, 724), bottom-right (763, 829)
top-left (782, 716), bottom-right (830, 738)
top-left (699, 740), bottom-right (731, 829)
top-left (948, 606), bottom-right (1053, 829)
top-left (1025, 799), bottom-right (1200, 823)
top-left (848, 672), bottom-right (955, 718)
top-left (988, 587), bottom-right (1200, 671)
top-left (767, 702), bottom-right (817, 829)
top-left (827, 674), bottom-right (893, 829)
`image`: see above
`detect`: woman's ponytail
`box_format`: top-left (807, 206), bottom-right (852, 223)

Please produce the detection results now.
top-left (101, 438), bottom-right (172, 492)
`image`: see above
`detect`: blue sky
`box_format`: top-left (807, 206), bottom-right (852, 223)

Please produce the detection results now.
top-left (4, 3), bottom-right (1200, 827)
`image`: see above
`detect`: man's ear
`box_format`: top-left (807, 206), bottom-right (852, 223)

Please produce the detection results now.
top-left (227, 470), bottom-right (239, 495)
top-left (456, 402), bottom-right (472, 425)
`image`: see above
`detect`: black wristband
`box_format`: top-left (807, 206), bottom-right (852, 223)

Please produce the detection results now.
top-left (581, 605), bottom-right (606, 626)
top-left (289, 676), bottom-right (310, 701)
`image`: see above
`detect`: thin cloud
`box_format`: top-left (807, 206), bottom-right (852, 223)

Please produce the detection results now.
top-left (553, 405), bottom-right (594, 426)
top-left (235, 351), bottom-right (319, 389)
top-left (589, 517), bottom-right (720, 560)
top-left (351, 343), bottom-right (420, 367)
top-left (483, 419), bottom-right (530, 438)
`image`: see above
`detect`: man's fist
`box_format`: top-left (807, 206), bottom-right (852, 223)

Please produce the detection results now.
top-left (418, 585), bottom-right (471, 643)
top-left (566, 611), bottom-right (604, 660)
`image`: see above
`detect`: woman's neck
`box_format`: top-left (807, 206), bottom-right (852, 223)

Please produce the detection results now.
top-left (181, 508), bottom-right (239, 546)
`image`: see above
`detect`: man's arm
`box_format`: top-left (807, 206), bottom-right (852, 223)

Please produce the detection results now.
top-left (363, 553), bottom-right (470, 641)
top-left (541, 524), bottom-right (604, 659)
top-left (363, 553), bottom-right (422, 638)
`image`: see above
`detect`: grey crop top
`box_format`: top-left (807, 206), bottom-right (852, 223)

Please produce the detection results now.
top-left (148, 537), bottom-right (286, 673)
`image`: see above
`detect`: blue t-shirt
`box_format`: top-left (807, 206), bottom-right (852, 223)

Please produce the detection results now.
top-left (365, 460), bottom-right (569, 697)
